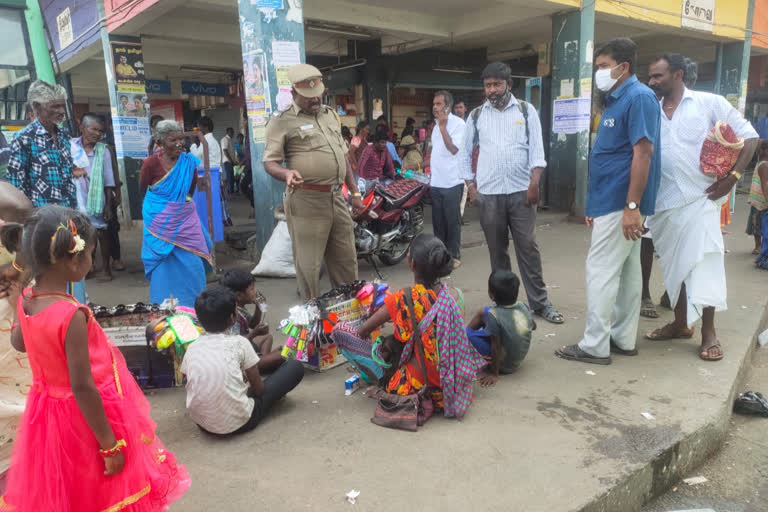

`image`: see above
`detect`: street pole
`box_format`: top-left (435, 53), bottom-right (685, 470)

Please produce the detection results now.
top-left (236, 0), bottom-right (306, 254)
top-left (24, 0), bottom-right (55, 82)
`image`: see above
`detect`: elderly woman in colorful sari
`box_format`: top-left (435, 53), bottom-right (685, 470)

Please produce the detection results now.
top-left (139, 120), bottom-right (213, 307)
top-left (346, 234), bottom-right (483, 419)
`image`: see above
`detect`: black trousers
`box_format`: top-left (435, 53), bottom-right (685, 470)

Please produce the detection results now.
top-left (477, 191), bottom-right (549, 311)
top-left (430, 184), bottom-right (464, 260)
top-left (202, 359), bottom-right (305, 437)
top-left (223, 162), bottom-right (236, 193)
top-left (106, 204), bottom-right (121, 260)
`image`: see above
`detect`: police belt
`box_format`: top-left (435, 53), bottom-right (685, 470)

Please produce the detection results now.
top-left (295, 183), bottom-right (342, 193)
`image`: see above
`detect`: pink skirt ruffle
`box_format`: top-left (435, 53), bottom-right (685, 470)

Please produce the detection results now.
top-left (1, 354), bottom-right (189, 511)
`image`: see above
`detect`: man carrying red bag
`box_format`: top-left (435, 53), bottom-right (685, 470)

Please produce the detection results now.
top-left (646, 53), bottom-right (758, 361)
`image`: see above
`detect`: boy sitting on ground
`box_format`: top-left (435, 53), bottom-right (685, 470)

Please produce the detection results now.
top-left (182, 285), bottom-right (304, 436)
top-left (219, 269), bottom-right (272, 352)
top-left (219, 270), bottom-right (284, 372)
top-left (466, 270), bottom-right (535, 387)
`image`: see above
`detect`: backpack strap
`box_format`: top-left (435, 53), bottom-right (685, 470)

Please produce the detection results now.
top-left (469, 101), bottom-right (529, 146)
top-left (469, 106), bottom-right (483, 146)
top-left (518, 100), bottom-right (530, 145)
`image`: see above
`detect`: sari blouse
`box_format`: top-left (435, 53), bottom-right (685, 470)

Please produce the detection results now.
top-left (139, 154), bottom-right (197, 196)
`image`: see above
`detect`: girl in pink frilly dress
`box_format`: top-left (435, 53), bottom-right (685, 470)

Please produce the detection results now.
top-left (1, 205), bottom-right (189, 511)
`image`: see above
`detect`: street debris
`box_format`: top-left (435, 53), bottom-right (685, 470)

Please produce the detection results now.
top-left (758, 329), bottom-right (768, 347)
top-left (544, 333), bottom-right (557, 338)
top-left (311, 400), bottom-right (319, 404)
top-left (346, 490), bottom-right (360, 504)
top-left (641, 412), bottom-right (656, 421)
top-left (733, 391), bottom-right (768, 417)
top-left (585, 370), bottom-right (596, 376)
top-left (682, 476), bottom-right (708, 486)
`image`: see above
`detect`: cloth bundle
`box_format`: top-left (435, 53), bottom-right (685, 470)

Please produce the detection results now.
top-left (700, 121), bottom-right (744, 179)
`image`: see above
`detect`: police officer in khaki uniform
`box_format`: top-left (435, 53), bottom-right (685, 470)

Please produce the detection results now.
top-left (264, 64), bottom-right (364, 299)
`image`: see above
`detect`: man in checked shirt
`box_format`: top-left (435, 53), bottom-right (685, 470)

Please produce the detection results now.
top-left (3, 80), bottom-right (85, 303)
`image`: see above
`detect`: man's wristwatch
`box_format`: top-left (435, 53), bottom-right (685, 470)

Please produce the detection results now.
top-left (626, 201), bottom-right (638, 211)
top-left (352, 192), bottom-right (362, 198)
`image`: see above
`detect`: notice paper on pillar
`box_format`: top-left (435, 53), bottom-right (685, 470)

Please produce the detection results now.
top-left (111, 39), bottom-right (146, 93)
top-left (254, 0), bottom-right (283, 23)
top-left (243, 50), bottom-right (273, 144)
top-left (113, 116), bottom-right (151, 159)
top-left (552, 98), bottom-right (591, 135)
top-left (272, 40), bottom-right (301, 112)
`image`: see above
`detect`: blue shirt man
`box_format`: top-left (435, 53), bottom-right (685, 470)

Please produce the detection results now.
top-left (587, 75), bottom-right (661, 217)
top-left (556, 37), bottom-right (660, 366)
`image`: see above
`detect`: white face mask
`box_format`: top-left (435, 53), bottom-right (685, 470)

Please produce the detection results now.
top-left (595, 64), bottom-right (624, 92)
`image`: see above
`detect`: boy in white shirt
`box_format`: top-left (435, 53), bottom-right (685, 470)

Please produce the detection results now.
top-left (182, 286), bottom-right (304, 435)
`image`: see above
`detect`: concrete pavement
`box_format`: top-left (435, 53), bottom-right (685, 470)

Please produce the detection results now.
top-left (86, 196), bottom-right (768, 512)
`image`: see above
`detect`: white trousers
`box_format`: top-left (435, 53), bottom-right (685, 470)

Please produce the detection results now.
top-left (579, 210), bottom-right (642, 358)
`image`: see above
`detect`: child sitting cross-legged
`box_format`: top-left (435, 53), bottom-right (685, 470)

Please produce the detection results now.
top-left (219, 269), bottom-right (284, 372)
top-left (182, 285), bottom-right (304, 436)
top-left (466, 270), bottom-right (536, 387)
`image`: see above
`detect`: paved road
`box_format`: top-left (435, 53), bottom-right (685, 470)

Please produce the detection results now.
top-left (643, 346), bottom-right (768, 512)
top-left (85, 195), bottom-right (767, 512)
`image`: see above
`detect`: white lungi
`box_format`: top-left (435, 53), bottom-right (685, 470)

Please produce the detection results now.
top-left (579, 210), bottom-right (642, 358)
top-left (647, 196), bottom-right (726, 327)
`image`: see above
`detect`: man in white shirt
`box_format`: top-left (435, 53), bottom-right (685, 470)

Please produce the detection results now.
top-left (190, 116), bottom-right (222, 170)
top-left (182, 286), bottom-right (304, 435)
top-left (221, 127), bottom-right (237, 194)
top-left (646, 53), bottom-right (758, 361)
top-left (430, 90), bottom-right (466, 267)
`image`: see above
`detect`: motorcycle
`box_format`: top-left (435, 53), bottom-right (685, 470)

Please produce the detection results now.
top-left (343, 177), bottom-right (429, 271)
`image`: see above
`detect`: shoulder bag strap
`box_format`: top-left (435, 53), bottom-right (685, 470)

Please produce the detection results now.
top-left (403, 288), bottom-right (429, 389)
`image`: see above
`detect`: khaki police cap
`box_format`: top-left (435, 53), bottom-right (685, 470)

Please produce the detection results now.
top-left (288, 63), bottom-right (324, 98)
top-left (400, 135), bottom-right (417, 147)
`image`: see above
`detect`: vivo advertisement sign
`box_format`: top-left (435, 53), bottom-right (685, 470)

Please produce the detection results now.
top-left (145, 80), bottom-right (172, 95)
top-left (181, 81), bottom-right (227, 97)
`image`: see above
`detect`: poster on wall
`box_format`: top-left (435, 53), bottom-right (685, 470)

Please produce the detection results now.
top-left (552, 98), bottom-right (591, 134)
top-left (272, 40), bottom-right (301, 112)
top-left (109, 36), bottom-right (151, 158)
top-left (110, 40), bottom-right (146, 92)
top-left (243, 50), bottom-right (273, 143)
top-left (681, 0), bottom-right (714, 32)
top-left (112, 116), bottom-right (152, 158)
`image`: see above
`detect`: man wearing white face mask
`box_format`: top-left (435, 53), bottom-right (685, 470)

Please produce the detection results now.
top-left (556, 38), bottom-right (661, 365)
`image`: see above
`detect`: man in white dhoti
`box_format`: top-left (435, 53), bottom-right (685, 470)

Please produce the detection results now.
top-left (646, 53), bottom-right (758, 361)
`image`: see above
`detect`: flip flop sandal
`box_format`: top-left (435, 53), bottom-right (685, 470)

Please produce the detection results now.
top-left (659, 292), bottom-right (672, 310)
top-left (699, 342), bottom-right (724, 361)
top-left (536, 304), bottom-right (565, 325)
top-left (646, 323), bottom-right (695, 341)
top-left (555, 344), bottom-right (612, 365)
top-left (640, 298), bottom-right (659, 319)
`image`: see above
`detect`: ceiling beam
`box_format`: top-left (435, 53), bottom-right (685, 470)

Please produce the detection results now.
top-left (304, 0), bottom-right (449, 39)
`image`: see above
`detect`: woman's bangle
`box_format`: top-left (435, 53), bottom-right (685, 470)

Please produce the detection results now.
top-left (730, 171), bottom-right (743, 181)
top-left (99, 439), bottom-right (127, 458)
top-left (11, 260), bottom-right (23, 273)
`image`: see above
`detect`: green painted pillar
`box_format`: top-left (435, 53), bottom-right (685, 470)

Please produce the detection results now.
top-left (548, 5), bottom-right (595, 217)
top-left (237, 0), bottom-right (306, 252)
top-left (25, 0), bottom-right (55, 82)
top-left (715, 0), bottom-right (754, 115)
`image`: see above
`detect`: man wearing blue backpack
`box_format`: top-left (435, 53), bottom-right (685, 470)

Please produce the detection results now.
top-left (460, 62), bottom-right (563, 325)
